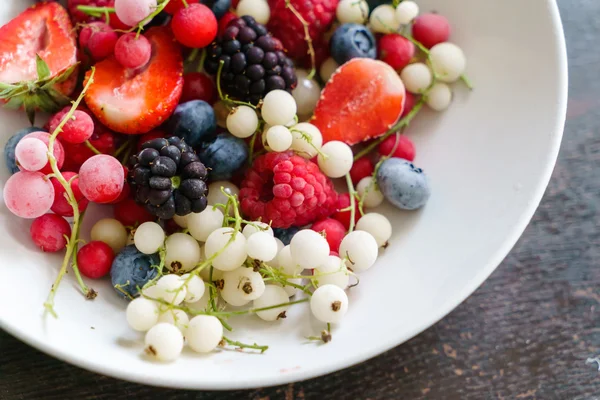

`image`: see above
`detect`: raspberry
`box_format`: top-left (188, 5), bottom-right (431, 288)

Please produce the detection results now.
top-left (239, 152), bottom-right (338, 228)
top-left (268, 0), bottom-right (338, 62)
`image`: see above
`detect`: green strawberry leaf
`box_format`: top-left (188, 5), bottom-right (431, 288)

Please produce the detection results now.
top-left (36, 54), bottom-right (51, 81)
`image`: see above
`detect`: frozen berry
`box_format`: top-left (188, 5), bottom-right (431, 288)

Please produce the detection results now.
top-left (114, 33), bottom-right (152, 69)
top-left (77, 241), bottom-right (115, 279)
top-left (50, 172), bottom-right (90, 217)
top-left (49, 107), bottom-right (95, 144)
top-left (79, 155), bottom-right (125, 204)
top-left (79, 22), bottom-right (118, 61)
top-left (22, 131), bottom-right (65, 175)
top-left (30, 214), bottom-right (71, 252)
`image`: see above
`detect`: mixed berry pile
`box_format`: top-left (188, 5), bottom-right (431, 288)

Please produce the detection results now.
top-left (1, 0), bottom-right (469, 360)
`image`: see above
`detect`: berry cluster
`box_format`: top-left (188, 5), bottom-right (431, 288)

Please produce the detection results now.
top-left (130, 137), bottom-right (209, 220)
top-left (1, 0), bottom-right (470, 362)
top-left (205, 16), bottom-right (298, 104)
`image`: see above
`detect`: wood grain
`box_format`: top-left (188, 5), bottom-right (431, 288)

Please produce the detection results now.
top-left (2, 0), bottom-right (600, 398)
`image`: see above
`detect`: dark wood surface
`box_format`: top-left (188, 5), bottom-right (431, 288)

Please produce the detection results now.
top-left (1, 1), bottom-right (599, 399)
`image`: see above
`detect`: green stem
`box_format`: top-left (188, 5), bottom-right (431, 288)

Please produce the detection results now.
top-left (76, 5), bottom-right (115, 18)
top-left (84, 140), bottom-right (102, 155)
top-left (196, 49), bottom-right (207, 74)
top-left (353, 99), bottom-right (425, 161)
top-left (345, 174), bottom-right (357, 233)
top-left (222, 336), bottom-right (268, 353)
top-left (44, 69), bottom-right (97, 317)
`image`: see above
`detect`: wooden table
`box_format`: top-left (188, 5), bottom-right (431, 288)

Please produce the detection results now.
top-left (1, 0), bottom-right (598, 398)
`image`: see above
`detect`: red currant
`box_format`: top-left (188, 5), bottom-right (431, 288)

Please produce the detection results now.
top-left (164, 0), bottom-right (200, 14)
top-left (50, 171), bottom-right (90, 217)
top-left (402, 92), bottom-right (417, 119)
top-left (171, 4), bottom-right (217, 48)
top-left (77, 241), bottom-right (115, 279)
top-left (78, 155), bottom-right (125, 204)
top-left (114, 197), bottom-right (155, 226)
top-left (378, 34), bottom-right (415, 71)
top-left (378, 134), bottom-right (415, 161)
top-left (49, 108), bottom-right (95, 144)
top-left (349, 157), bottom-right (374, 185)
top-left (79, 22), bottom-right (118, 61)
top-left (181, 72), bottom-right (217, 104)
top-left (332, 193), bottom-right (360, 230)
top-left (114, 33), bottom-right (152, 69)
top-left (412, 13), bottom-right (451, 49)
top-left (22, 131), bottom-right (64, 174)
top-left (30, 214), bottom-right (71, 252)
top-left (311, 218), bottom-right (346, 252)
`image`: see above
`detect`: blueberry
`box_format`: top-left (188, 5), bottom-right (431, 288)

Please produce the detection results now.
top-left (376, 158), bottom-right (431, 210)
top-left (166, 100), bottom-right (216, 148)
top-left (4, 127), bottom-right (43, 174)
top-left (330, 23), bottom-right (376, 65)
top-left (197, 133), bottom-right (248, 181)
top-left (110, 245), bottom-right (160, 299)
top-left (202, 0), bottom-right (231, 19)
top-left (273, 226), bottom-right (300, 245)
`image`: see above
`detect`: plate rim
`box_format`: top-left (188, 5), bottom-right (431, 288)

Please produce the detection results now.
top-left (0, 0), bottom-right (568, 391)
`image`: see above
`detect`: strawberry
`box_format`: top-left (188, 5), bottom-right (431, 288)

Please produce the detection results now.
top-left (84, 27), bottom-right (184, 135)
top-left (311, 58), bottom-right (406, 145)
top-left (0, 2), bottom-right (78, 124)
top-left (267, 0), bottom-right (338, 63)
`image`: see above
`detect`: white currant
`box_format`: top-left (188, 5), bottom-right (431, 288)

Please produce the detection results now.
top-left (253, 285), bottom-right (290, 321)
top-left (338, 231), bottom-right (379, 272)
top-left (204, 227), bottom-right (247, 271)
top-left (226, 105), bottom-right (258, 138)
top-left (165, 233), bottom-right (202, 273)
top-left (134, 221), bottom-right (165, 255)
top-left (187, 206), bottom-right (224, 242)
top-left (310, 284), bottom-right (349, 323)
top-left (356, 176), bottom-right (384, 208)
top-left (144, 323), bottom-right (184, 362)
top-left (400, 63), bottom-right (433, 94)
top-left (318, 141), bottom-right (354, 178)
top-left (246, 231), bottom-right (278, 261)
top-left (221, 267), bottom-right (266, 306)
top-left (126, 297), bottom-right (159, 332)
top-left (290, 229), bottom-right (330, 269)
top-left (266, 125), bottom-right (293, 152)
top-left (261, 90), bottom-right (297, 126)
top-left (91, 218), bottom-right (128, 253)
top-left (187, 315), bottom-right (223, 353)
top-left (356, 213), bottom-right (392, 247)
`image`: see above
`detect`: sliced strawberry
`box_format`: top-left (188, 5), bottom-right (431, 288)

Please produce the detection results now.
top-left (84, 27), bottom-right (184, 135)
top-left (0, 2), bottom-right (78, 123)
top-left (311, 58), bottom-right (405, 145)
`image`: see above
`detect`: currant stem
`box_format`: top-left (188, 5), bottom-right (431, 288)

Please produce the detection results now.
top-left (44, 69), bottom-right (96, 317)
top-left (76, 5), bottom-right (115, 18)
top-left (352, 99), bottom-right (425, 161)
top-left (345, 173), bottom-right (357, 233)
top-left (284, 0), bottom-right (316, 80)
top-left (222, 336), bottom-right (268, 353)
top-left (84, 140), bottom-right (102, 155)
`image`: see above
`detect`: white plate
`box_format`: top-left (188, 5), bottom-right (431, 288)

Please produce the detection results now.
top-left (0, 0), bottom-right (567, 390)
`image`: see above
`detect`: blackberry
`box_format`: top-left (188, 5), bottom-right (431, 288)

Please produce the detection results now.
top-left (205, 16), bottom-right (298, 104)
top-left (129, 137), bottom-right (209, 220)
